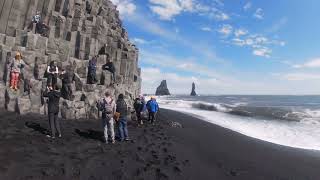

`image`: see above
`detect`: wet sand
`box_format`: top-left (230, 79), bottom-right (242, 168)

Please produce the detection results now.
top-left (0, 108), bottom-right (320, 180)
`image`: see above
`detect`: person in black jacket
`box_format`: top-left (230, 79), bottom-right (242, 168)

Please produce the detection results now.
top-left (134, 96), bottom-right (145, 125)
top-left (43, 85), bottom-right (61, 138)
top-left (116, 94), bottom-right (130, 141)
top-left (102, 54), bottom-right (116, 83)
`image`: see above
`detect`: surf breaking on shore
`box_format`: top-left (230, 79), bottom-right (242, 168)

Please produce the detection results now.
top-left (157, 95), bottom-right (320, 151)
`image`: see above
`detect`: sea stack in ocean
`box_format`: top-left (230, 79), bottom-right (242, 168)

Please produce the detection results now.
top-left (155, 80), bottom-right (171, 96)
top-left (0, 0), bottom-right (141, 119)
top-left (190, 82), bottom-right (197, 96)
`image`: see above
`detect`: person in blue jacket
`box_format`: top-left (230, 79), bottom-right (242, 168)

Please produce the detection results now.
top-left (146, 96), bottom-right (159, 124)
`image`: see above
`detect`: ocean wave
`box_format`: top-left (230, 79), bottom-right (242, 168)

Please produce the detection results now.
top-left (157, 97), bottom-right (320, 122)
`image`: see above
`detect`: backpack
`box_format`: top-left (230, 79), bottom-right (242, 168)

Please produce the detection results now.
top-left (102, 98), bottom-right (114, 114)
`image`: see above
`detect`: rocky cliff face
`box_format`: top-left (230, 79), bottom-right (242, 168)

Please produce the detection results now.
top-left (0, 0), bottom-right (141, 119)
top-left (155, 80), bottom-right (170, 96)
top-left (190, 82), bottom-right (197, 96)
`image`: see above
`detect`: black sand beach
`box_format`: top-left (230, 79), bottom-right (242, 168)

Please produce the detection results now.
top-left (1, 108), bottom-right (320, 180)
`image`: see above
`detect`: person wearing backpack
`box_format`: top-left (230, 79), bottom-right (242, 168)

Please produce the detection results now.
top-left (9, 52), bottom-right (25, 91)
top-left (97, 91), bottom-right (116, 144)
top-left (146, 96), bottom-right (159, 124)
top-left (87, 56), bottom-right (97, 84)
top-left (134, 96), bottom-right (145, 125)
top-left (116, 94), bottom-right (130, 141)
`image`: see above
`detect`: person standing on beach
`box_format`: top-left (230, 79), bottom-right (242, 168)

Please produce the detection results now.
top-left (43, 85), bottom-right (62, 139)
top-left (146, 97), bottom-right (159, 124)
top-left (97, 91), bottom-right (116, 144)
top-left (134, 96), bottom-right (145, 125)
top-left (116, 94), bottom-right (130, 141)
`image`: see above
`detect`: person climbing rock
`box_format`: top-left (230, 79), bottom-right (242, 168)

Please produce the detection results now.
top-left (146, 96), bottom-right (159, 124)
top-left (87, 56), bottom-right (98, 84)
top-left (116, 94), bottom-right (130, 141)
top-left (45, 61), bottom-right (59, 89)
top-left (102, 54), bottom-right (116, 83)
top-left (9, 52), bottom-right (25, 91)
top-left (97, 91), bottom-right (116, 144)
top-left (60, 67), bottom-right (74, 100)
top-left (43, 85), bottom-right (62, 139)
top-left (134, 96), bottom-right (145, 125)
top-left (98, 44), bottom-right (108, 55)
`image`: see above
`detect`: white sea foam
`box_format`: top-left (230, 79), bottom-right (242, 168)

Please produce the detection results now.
top-left (157, 97), bottom-right (320, 151)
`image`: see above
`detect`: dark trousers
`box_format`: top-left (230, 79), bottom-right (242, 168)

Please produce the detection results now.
top-left (118, 118), bottom-right (129, 140)
top-left (148, 112), bottom-right (156, 123)
top-left (47, 74), bottom-right (57, 87)
top-left (104, 68), bottom-right (115, 82)
top-left (48, 112), bottom-right (61, 137)
top-left (136, 111), bottom-right (143, 124)
top-left (61, 83), bottom-right (72, 100)
top-left (87, 71), bottom-right (97, 84)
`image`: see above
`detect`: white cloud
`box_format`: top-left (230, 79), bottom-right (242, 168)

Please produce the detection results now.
top-left (243, 2), bottom-right (252, 11)
top-left (280, 73), bottom-right (320, 81)
top-left (253, 47), bottom-right (272, 58)
top-left (132, 38), bottom-right (148, 44)
top-left (234, 28), bottom-right (248, 37)
top-left (268, 17), bottom-right (288, 33)
top-left (200, 27), bottom-right (212, 32)
top-left (148, 0), bottom-right (196, 20)
top-left (293, 58), bottom-right (320, 68)
top-left (218, 24), bottom-right (233, 37)
top-left (209, 9), bottom-right (230, 21)
top-left (149, 0), bottom-right (230, 21)
top-left (253, 8), bottom-right (264, 20)
top-left (111, 0), bottom-right (136, 16)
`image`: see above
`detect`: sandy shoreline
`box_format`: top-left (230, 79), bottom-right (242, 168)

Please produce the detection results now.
top-left (0, 108), bottom-right (320, 180)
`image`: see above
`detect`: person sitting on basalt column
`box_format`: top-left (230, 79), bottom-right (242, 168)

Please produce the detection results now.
top-left (45, 61), bottom-right (59, 89)
top-left (102, 55), bottom-right (116, 83)
top-left (26, 11), bottom-right (41, 31)
top-left (87, 56), bottom-right (98, 84)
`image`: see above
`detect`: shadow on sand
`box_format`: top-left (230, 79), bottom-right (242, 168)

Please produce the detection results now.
top-left (75, 129), bottom-right (105, 142)
top-left (25, 121), bottom-right (49, 135)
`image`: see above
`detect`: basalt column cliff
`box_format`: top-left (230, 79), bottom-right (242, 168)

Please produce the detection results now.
top-left (0, 0), bottom-right (141, 119)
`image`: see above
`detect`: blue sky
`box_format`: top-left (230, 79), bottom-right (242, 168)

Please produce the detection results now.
top-left (111, 0), bottom-right (320, 95)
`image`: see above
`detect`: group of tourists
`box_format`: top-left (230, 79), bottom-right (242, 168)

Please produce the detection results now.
top-left (44, 87), bottom-right (159, 143)
top-left (6, 11), bottom-right (159, 143)
top-left (6, 51), bottom-right (158, 143)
